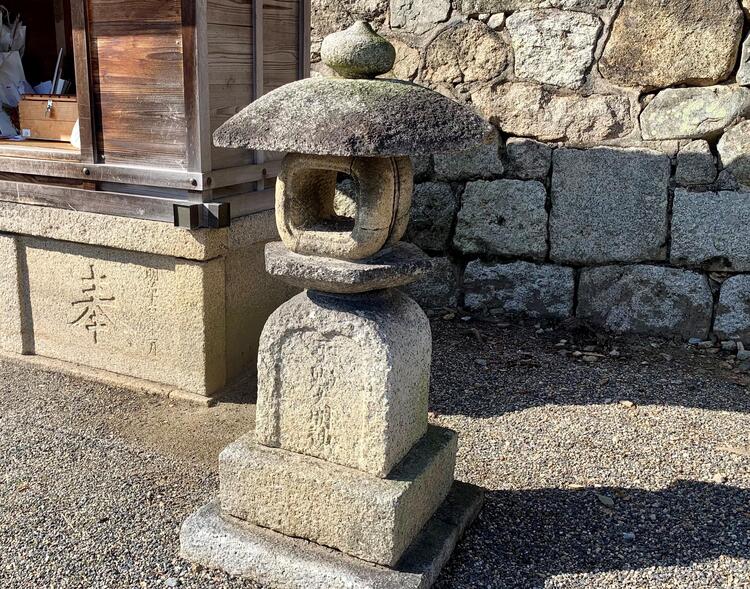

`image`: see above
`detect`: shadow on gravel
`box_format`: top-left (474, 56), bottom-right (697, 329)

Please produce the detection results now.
top-left (439, 480), bottom-right (750, 588)
top-left (429, 320), bottom-right (750, 419)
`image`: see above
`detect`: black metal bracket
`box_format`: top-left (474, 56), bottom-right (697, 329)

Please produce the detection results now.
top-left (173, 202), bottom-right (231, 229)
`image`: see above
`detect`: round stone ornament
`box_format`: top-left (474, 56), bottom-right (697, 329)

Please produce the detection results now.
top-left (321, 21), bottom-right (396, 79)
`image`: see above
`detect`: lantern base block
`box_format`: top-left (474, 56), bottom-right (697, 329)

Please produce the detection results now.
top-left (180, 481), bottom-right (483, 589)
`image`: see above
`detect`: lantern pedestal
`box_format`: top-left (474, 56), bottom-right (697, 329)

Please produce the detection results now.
top-left (180, 20), bottom-right (495, 586)
top-left (180, 482), bottom-right (483, 589)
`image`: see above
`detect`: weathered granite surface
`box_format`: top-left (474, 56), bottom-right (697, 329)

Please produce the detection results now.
top-left (474, 83), bottom-right (631, 146)
top-left (256, 289), bottom-right (431, 478)
top-left (423, 21), bottom-right (509, 87)
top-left (675, 140), bottom-right (717, 187)
top-left (578, 265), bottom-right (714, 339)
top-left (600, 0), bottom-right (743, 88)
top-left (714, 275), bottom-right (750, 345)
top-left (321, 21), bottom-right (395, 79)
top-left (454, 179), bottom-right (548, 259)
top-left (390, 0), bottom-right (450, 35)
top-left (401, 257), bottom-right (460, 309)
top-left (216, 78), bottom-right (493, 156)
top-left (264, 241), bottom-right (432, 293)
top-left (641, 86), bottom-right (750, 140)
top-left (406, 182), bottom-right (458, 252)
top-left (463, 261), bottom-right (575, 320)
top-left (718, 121), bottom-right (750, 187)
top-left (506, 9), bottom-right (601, 89)
top-left (180, 482), bottom-right (483, 589)
top-left (219, 427), bottom-right (457, 567)
top-left (433, 141), bottom-right (504, 182)
top-left (503, 138), bottom-right (553, 180)
top-left (671, 190), bottom-right (750, 271)
top-left (550, 148), bottom-right (670, 264)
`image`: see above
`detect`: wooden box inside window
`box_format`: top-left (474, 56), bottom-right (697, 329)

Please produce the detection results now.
top-left (19, 94), bottom-right (78, 141)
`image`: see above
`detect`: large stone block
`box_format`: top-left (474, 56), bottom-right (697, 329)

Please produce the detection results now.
top-left (473, 82), bottom-right (631, 146)
top-left (504, 137), bottom-right (553, 180)
top-left (578, 265), bottom-right (713, 339)
top-left (454, 179), bottom-right (548, 259)
top-left (718, 121), bottom-right (750, 187)
top-left (256, 289), bottom-right (431, 478)
top-left (224, 241), bottom-right (299, 381)
top-left (715, 275), bottom-right (750, 346)
top-left (22, 237), bottom-right (227, 395)
top-left (671, 190), bottom-right (750, 271)
top-left (390, 0), bottom-right (451, 35)
top-left (0, 201), bottom-right (226, 261)
top-left (600, 0), bottom-right (742, 89)
top-left (0, 204), bottom-right (292, 397)
top-left (506, 9), bottom-right (601, 90)
top-left (675, 140), bottom-right (717, 187)
top-left (422, 21), bottom-right (509, 87)
top-left (463, 260), bottom-right (575, 320)
top-left (219, 426), bottom-right (457, 567)
top-left (406, 182), bottom-right (458, 252)
top-left (550, 148), bottom-right (670, 264)
top-left (0, 235), bottom-right (25, 354)
top-left (641, 86), bottom-right (750, 141)
top-left (433, 141), bottom-right (504, 182)
top-left (402, 256), bottom-right (460, 310)
top-left (182, 483), bottom-right (483, 589)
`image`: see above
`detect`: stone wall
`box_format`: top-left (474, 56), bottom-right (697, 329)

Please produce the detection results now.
top-left (311, 0), bottom-right (750, 345)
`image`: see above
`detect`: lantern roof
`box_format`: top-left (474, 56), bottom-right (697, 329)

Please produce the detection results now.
top-left (213, 22), bottom-right (495, 157)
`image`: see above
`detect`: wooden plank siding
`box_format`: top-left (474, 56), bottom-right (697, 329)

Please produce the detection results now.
top-left (207, 0), bottom-right (255, 170)
top-left (86, 0), bottom-right (188, 169)
top-left (263, 0), bottom-right (299, 92)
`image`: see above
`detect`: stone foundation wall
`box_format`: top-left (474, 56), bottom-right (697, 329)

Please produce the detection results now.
top-left (312, 0), bottom-right (750, 344)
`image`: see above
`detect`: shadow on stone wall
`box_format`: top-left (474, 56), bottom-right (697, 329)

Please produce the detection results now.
top-left (439, 481), bottom-right (750, 588)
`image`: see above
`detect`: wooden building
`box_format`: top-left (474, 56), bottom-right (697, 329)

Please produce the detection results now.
top-left (0, 0), bottom-right (310, 403)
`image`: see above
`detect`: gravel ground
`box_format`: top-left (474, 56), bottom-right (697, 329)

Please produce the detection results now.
top-left (1, 316), bottom-right (749, 588)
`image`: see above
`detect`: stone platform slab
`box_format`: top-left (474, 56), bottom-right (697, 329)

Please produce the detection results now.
top-left (180, 481), bottom-right (483, 589)
top-left (220, 426), bottom-right (457, 567)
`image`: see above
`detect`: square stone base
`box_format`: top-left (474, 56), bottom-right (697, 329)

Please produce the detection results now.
top-left (180, 481), bottom-right (483, 589)
top-left (220, 426), bottom-right (457, 567)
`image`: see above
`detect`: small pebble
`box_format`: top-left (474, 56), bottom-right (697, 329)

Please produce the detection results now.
top-left (623, 532), bottom-right (636, 541)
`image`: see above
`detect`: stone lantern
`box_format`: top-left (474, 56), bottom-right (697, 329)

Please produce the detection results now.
top-left (180, 22), bottom-right (494, 588)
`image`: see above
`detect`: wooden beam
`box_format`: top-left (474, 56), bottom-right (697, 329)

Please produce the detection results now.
top-left (183, 0), bottom-right (213, 174)
top-left (300, 0), bottom-right (311, 79)
top-left (0, 156), bottom-right (212, 190)
top-left (252, 0), bottom-right (266, 192)
top-left (209, 160), bottom-right (282, 189)
top-left (0, 181), bottom-right (186, 223)
top-left (70, 0), bottom-right (97, 164)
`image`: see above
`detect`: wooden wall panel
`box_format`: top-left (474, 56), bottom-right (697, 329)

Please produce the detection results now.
top-left (263, 0), bottom-right (299, 92)
top-left (87, 0), bottom-right (188, 169)
top-left (207, 0), bottom-right (255, 170)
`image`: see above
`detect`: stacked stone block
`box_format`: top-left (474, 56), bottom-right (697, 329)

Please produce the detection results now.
top-left (314, 0), bottom-right (750, 345)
